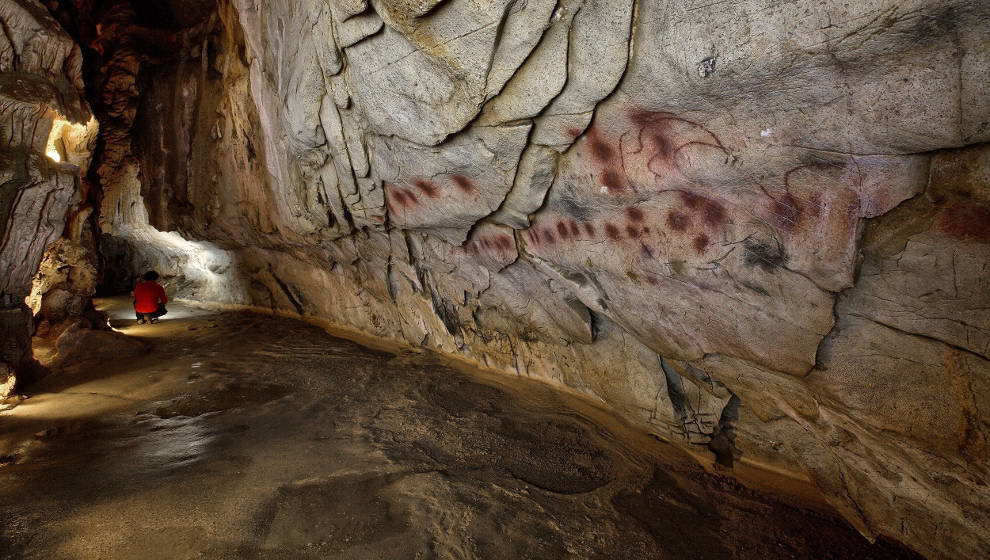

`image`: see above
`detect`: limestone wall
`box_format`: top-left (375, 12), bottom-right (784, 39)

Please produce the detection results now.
top-left (0, 0), bottom-right (92, 394)
top-left (92, 1), bottom-right (989, 557)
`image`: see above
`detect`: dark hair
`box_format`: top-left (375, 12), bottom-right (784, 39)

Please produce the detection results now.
top-left (143, 270), bottom-right (160, 281)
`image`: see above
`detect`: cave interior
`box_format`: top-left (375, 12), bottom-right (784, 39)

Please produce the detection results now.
top-left (0, 0), bottom-right (988, 558)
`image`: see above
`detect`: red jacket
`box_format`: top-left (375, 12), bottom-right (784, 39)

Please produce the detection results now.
top-left (134, 281), bottom-right (167, 313)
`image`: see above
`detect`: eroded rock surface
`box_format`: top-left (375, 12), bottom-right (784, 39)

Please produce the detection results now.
top-left (0, 0), bottom-right (93, 394)
top-left (12, 0), bottom-right (989, 557)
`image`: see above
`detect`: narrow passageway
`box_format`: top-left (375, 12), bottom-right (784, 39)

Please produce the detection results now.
top-left (1, 298), bottom-right (920, 559)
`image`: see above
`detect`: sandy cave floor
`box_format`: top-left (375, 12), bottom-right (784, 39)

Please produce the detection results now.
top-left (0, 297), bottom-right (923, 560)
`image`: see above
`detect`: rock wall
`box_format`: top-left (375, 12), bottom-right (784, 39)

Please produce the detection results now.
top-left (0, 0), bottom-right (92, 395)
top-left (83, 0), bottom-right (989, 557)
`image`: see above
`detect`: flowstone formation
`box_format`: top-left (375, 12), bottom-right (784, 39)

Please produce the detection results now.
top-left (13, 0), bottom-right (989, 558)
top-left (0, 0), bottom-right (95, 395)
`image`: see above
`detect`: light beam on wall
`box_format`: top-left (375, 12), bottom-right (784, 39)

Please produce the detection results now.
top-left (44, 115), bottom-right (98, 164)
top-left (45, 117), bottom-right (68, 162)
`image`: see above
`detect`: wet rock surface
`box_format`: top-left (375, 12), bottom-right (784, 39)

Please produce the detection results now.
top-left (0, 299), bottom-right (922, 559)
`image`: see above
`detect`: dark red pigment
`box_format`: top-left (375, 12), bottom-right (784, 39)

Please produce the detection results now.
top-left (936, 203), bottom-right (990, 242)
top-left (414, 178), bottom-right (439, 197)
top-left (391, 188), bottom-right (420, 208)
top-left (678, 191), bottom-right (727, 228)
top-left (667, 211), bottom-right (690, 232)
top-left (693, 234), bottom-right (710, 254)
top-left (589, 131), bottom-right (616, 163)
top-left (450, 174), bottom-right (476, 194)
top-left (604, 223), bottom-right (622, 241)
top-left (601, 169), bottom-right (624, 193)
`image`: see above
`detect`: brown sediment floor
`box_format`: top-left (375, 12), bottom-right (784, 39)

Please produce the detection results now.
top-left (0, 298), bottom-right (921, 560)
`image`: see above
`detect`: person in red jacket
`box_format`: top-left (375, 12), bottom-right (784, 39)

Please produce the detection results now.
top-left (133, 271), bottom-right (168, 324)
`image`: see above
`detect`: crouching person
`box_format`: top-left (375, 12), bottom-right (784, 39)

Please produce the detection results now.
top-left (133, 271), bottom-right (168, 324)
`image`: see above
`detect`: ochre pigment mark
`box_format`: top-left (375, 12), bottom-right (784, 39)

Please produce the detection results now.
top-left (526, 218), bottom-right (598, 249)
top-left (450, 174), bottom-right (476, 194)
top-left (936, 203), bottom-right (990, 243)
top-left (626, 207), bottom-right (644, 222)
top-left (604, 223), bottom-right (622, 241)
top-left (770, 192), bottom-right (802, 232)
top-left (666, 211), bottom-right (690, 232)
top-left (628, 108), bottom-right (728, 181)
top-left (584, 126), bottom-right (630, 194)
top-left (468, 234), bottom-right (515, 256)
top-left (629, 109), bottom-right (677, 165)
top-left (566, 127), bottom-right (583, 138)
top-left (601, 169), bottom-right (624, 193)
top-left (679, 191), bottom-right (704, 210)
top-left (588, 128), bottom-right (616, 163)
top-left (678, 190), bottom-right (727, 228)
top-left (693, 234), bottom-right (710, 254)
top-left (389, 186), bottom-right (420, 209)
top-left (629, 109), bottom-right (727, 154)
top-left (414, 178), bottom-right (439, 197)
top-left (625, 224), bottom-right (640, 239)
top-left (780, 164), bottom-right (842, 222)
top-left (701, 199), bottom-right (727, 227)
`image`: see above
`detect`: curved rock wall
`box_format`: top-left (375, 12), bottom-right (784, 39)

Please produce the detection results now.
top-left (0, 0), bottom-right (92, 394)
top-left (92, 1), bottom-right (988, 557)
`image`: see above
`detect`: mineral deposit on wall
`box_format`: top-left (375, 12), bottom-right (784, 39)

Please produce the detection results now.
top-left (0, 0), bottom-right (94, 395)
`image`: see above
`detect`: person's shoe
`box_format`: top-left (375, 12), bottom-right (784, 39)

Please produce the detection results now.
top-left (138, 319), bottom-right (147, 324)
top-left (150, 318), bottom-right (159, 324)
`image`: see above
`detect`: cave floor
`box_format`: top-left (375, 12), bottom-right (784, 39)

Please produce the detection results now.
top-left (0, 298), bottom-right (921, 560)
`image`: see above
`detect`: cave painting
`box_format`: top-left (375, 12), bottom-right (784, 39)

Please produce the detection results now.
top-left (386, 174), bottom-right (480, 214)
top-left (524, 104), bottom-right (923, 293)
top-left (522, 108), bottom-right (741, 272)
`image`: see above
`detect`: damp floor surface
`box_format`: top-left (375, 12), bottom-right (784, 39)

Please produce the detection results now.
top-left (0, 298), bottom-right (922, 559)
